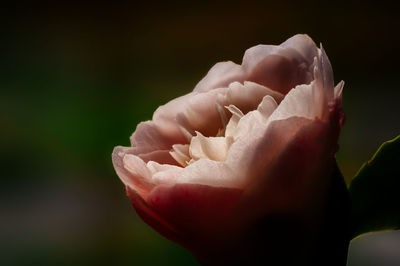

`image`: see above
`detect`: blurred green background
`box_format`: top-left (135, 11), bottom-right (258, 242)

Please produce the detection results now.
top-left (1, 2), bottom-right (399, 265)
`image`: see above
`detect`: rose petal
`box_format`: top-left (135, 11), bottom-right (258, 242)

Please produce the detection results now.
top-left (233, 95), bottom-right (278, 140)
top-left (189, 131), bottom-right (233, 161)
top-left (225, 104), bottom-right (244, 137)
top-left (138, 149), bottom-right (180, 165)
top-left (153, 82), bottom-right (283, 141)
top-left (177, 158), bottom-right (235, 187)
top-left (194, 34), bottom-right (318, 94)
top-left (280, 34), bottom-right (318, 66)
top-left (126, 187), bottom-right (181, 243)
top-left (169, 144), bottom-right (190, 167)
top-left (112, 146), bottom-right (154, 198)
top-left (245, 50), bottom-right (311, 94)
top-left (269, 79), bottom-right (327, 122)
top-left (147, 183), bottom-right (243, 244)
top-left (233, 119), bottom-right (337, 229)
top-left (221, 81), bottom-right (284, 114)
top-left (319, 44), bottom-right (334, 96)
top-left (131, 121), bottom-right (187, 153)
top-left (193, 61), bottom-right (244, 93)
top-left (226, 117), bottom-right (313, 187)
top-left (146, 161), bottom-right (182, 175)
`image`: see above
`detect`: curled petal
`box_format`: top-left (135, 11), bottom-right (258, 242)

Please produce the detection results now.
top-left (194, 34), bottom-right (318, 94)
top-left (131, 121), bottom-right (187, 153)
top-left (225, 104), bottom-right (244, 137)
top-left (269, 82), bottom-right (321, 122)
top-left (112, 146), bottom-right (154, 198)
top-left (193, 61), bottom-right (244, 93)
top-left (233, 95), bottom-right (278, 140)
top-left (169, 144), bottom-right (190, 167)
top-left (189, 132), bottom-right (233, 161)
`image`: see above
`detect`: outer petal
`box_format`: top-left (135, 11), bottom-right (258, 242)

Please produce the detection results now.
top-left (112, 146), bottom-right (154, 198)
top-left (146, 183), bottom-right (243, 253)
top-left (227, 116), bottom-right (313, 187)
top-left (194, 34), bottom-right (318, 94)
top-left (233, 119), bottom-right (339, 228)
top-left (227, 119), bottom-right (343, 264)
top-left (130, 121), bottom-right (187, 152)
top-left (126, 187), bottom-right (181, 243)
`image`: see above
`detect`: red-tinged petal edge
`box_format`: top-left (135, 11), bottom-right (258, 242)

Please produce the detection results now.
top-left (126, 187), bottom-right (181, 244)
top-left (146, 184), bottom-right (243, 252)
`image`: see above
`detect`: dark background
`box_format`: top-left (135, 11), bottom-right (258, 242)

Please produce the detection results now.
top-left (1, 2), bottom-right (399, 265)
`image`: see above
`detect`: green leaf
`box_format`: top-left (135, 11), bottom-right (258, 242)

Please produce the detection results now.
top-left (349, 134), bottom-right (400, 239)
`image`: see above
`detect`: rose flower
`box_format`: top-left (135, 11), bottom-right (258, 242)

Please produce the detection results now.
top-left (112, 34), bottom-right (348, 265)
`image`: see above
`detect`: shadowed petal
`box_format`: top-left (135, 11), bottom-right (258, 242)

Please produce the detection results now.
top-left (147, 183), bottom-right (243, 244)
top-left (233, 119), bottom-right (338, 228)
top-left (194, 34), bottom-right (318, 94)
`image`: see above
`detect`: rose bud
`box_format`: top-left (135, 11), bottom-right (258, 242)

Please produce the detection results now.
top-left (112, 34), bottom-right (349, 265)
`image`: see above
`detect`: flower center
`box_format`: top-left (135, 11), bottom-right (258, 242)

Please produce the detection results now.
top-left (169, 104), bottom-right (244, 167)
top-left (170, 93), bottom-right (278, 167)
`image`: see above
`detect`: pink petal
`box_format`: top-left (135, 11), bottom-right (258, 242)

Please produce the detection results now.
top-left (112, 146), bottom-right (154, 198)
top-left (193, 34), bottom-right (318, 94)
top-left (233, 119), bottom-right (338, 227)
top-left (280, 34), bottom-right (318, 65)
top-left (177, 158), bottom-right (236, 187)
top-left (269, 82), bottom-right (322, 122)
top-left (220, 81), bottom-right (283, 114)
top-left (244, 47), bottom-right (313, 94)
top-left (226, 116), bottom-right (313, 187)
top-left (193, 61), bottom-right (244, 93)
top-left (131, 121), bottom-right (187, 153)
top-left (138, 149), bottom-right (180, 165)
top-left (151, 82), bottom-right (282, 142)
top-left (146, 183), bottom-right (243, 248)
top-left (126, 187), bottom-right (181, 243)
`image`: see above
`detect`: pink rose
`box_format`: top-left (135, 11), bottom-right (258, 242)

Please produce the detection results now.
top-left (112, 34), bottom-right (347, 265)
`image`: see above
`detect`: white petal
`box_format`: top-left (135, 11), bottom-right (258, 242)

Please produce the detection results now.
top-left (257, 95), bottom-right (278, 119)
top-left (146, 161), bottom-right (183, 185)
top-left (146, 160), bottom-right (182, 175)
top-left (112, 146), bottom-right (154, 198)
top-left (216, 102), bottom-right (229, 128)
top-left (176, 158), bottom-right (238, 187)
top-left (224, 117), bottom-right (313, 188)
top-left (169, 144), bottom-right (190, 167)
top-left (189, 131), bottom-right (233, 161)
top-left (152, 167), bottom-right (184, 185)
top-left (334, 80), bottom-right (344, 100)
top-left (225, 104), bottom-right (244, 137)
top-left (269, 81), bottom-right (322, 122)
top-left (319, 44), bottom-right (334, 95)
top-left (233, 95), bottom-right (278, 140)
